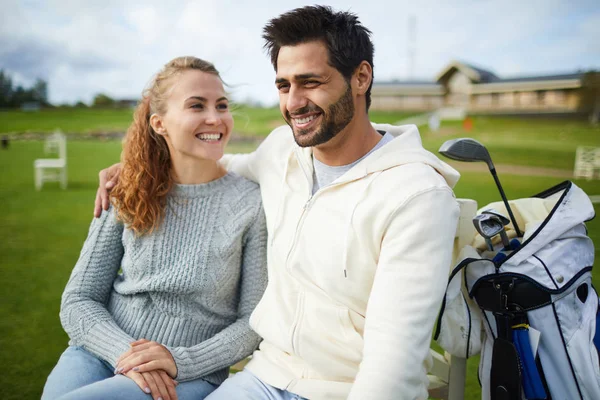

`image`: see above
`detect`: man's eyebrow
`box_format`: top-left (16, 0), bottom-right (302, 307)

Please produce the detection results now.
top-left (275, 73), bottom-right (323, 84)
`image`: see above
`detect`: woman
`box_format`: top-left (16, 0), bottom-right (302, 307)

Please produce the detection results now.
top-left (42, 57), bottom-right (267, 400)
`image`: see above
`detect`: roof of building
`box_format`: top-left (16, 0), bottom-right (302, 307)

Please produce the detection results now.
top-left (375, 60), bottom-right (584, 88)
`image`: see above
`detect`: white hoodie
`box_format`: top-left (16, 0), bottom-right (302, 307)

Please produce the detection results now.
top-left (222, 123), bottom-right (460, 400)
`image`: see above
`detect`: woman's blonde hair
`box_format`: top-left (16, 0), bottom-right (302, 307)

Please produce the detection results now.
top-left (110, 56), bottom-right (221, 235)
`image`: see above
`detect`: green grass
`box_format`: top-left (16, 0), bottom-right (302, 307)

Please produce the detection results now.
top-left (1, 124), bottom-right (600, 399)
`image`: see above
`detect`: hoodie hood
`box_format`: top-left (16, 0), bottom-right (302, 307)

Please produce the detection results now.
top-left (295, 123), bottom-right (460, 189)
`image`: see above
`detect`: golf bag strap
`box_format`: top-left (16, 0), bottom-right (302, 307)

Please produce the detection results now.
top-left (491, 337), bottom-right (523, 400)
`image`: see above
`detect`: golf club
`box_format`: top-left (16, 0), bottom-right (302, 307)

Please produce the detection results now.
top-left (439, 138), bottom-right (523, 237)
top-left (473, 213), bottom-right (505, 251)
top-left (482, 209), bottom-right (510, 249)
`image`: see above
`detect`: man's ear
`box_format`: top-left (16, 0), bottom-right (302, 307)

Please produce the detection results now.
top-left (354, 61), bottom-right (372, 96)
top-left (150, 113), bottom-right (167, 135)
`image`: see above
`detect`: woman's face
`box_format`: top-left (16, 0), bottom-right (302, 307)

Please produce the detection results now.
top-left (154, 69), bottom-right (233, 163)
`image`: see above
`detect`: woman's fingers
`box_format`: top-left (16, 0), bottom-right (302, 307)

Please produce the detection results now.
top-left (143, 371), bottom-right (162, 400)
top-left (124, 370), bottom-right (151, 395)
top-left (150, 370), bottom-right (172, 400)
top-left (158, 370), bottom-right (178, 400)
top-left (130, 338), bottom-right (151, 346)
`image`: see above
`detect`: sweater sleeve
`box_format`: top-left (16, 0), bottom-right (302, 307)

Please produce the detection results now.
top-left (167, 200), bottom-right (268, 382)
top-left (59, 208), bottom-right (135, 367)
top-left (348, 188), bottom-right (460, 400)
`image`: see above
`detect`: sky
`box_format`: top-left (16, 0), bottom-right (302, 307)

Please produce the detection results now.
top-left (1, 0), bottom-right (599, 106)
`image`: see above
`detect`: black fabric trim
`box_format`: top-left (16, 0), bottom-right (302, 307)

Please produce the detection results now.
top-left (551, 302), bottom-right (584, 399)
top-left (470, 267), bottom-right (593, 298)
top-left (533, 254), bottom-right (560, 290)
top-left (465, 295), bottom-right (472, 359)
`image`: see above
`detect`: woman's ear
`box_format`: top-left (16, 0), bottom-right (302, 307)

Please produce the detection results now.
top-left (354, 61), bottom-right (372, 96)
top-left (150, 113), bottom-right (167, 135)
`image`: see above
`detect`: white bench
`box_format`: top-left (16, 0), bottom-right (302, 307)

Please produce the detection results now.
top-left (230, 199), bottom-right (477, 399)
top-left (34, 130), bottom-right (67, 190)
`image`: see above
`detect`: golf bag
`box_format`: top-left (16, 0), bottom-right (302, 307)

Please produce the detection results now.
top-left (435, 181), bottom-right (599, 399)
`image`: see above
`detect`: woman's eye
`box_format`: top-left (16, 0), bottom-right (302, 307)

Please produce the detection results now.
top-left (191, 103), bottom-right (204, 109)
top-left (217, 103), bottom-right (229, 110)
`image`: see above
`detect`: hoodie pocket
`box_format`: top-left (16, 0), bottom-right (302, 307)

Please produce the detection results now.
top-left (297, 292), bottom-right (364, 380)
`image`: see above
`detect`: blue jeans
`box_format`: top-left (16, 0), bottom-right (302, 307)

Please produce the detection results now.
top-left (42, 346), bottom-right (217, 400)
top-left (205, 370), bottom-right (307, 400)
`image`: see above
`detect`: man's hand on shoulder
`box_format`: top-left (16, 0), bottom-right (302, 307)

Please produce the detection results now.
top-left (94, 163), bottom-right (122, 218)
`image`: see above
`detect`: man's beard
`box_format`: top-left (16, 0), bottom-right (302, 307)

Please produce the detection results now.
top-left (287, 83), bottom-right (354, 148)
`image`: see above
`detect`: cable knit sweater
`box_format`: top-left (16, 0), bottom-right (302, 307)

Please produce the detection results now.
top-left (59, 172), bottom-right (268, 385)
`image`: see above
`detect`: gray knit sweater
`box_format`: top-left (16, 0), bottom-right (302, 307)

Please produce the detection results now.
top-left (60, 172), bottom-right (267, 385)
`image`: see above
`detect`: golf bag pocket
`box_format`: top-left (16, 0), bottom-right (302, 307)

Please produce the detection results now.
top-left (434, 246), bottom-right (483, 358)
top-left (565, 281), bottom-right (600, 398)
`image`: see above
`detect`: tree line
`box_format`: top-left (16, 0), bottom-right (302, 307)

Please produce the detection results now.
top-left (0, 70), bottom-right (48, 108)
top-left (0, 69), bottom-right (137, 109)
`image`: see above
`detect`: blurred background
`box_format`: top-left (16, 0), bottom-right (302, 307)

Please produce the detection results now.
top-left (1, 0), bottom-right (599, 399)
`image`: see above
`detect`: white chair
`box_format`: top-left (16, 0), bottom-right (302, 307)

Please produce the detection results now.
top-left (34, 130), bottom-right (67, 190)
top-left (427, 198), bottom-right (477, 400)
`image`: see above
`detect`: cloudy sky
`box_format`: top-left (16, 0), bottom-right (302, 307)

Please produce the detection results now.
top-left (1, 0), bottom-right (599, 106)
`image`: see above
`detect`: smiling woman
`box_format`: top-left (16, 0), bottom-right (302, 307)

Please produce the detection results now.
top-left (41, 57), bottom-right (268, 400)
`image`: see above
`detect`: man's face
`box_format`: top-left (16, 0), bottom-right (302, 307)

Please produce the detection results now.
top-left (275, 41), bottom-right (355, 148)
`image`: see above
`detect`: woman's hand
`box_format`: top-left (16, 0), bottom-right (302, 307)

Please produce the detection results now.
top-left (116, 339), bottom-right (178, 378)
top-left (125, 369), bottom-right (178, 400)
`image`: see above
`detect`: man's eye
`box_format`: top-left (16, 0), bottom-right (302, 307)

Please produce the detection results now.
top-left (277, 84), bottom-right (290, 92)
top-left (305, 81), bottom-right (320, 87)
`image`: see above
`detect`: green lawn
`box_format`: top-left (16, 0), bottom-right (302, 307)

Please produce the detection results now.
top-left (1, 120), bottom-right (600, 399)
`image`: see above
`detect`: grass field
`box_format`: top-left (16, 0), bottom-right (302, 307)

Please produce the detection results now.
top-left (1, 112), bottom-right (600, 399)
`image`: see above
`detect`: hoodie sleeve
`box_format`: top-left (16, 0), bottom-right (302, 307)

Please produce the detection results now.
top-left (220, 125), bottom-right (293, 183)
top-left (348, 187), bottom-right (459, 400)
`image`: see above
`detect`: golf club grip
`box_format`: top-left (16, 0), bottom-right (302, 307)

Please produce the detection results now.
top-left (491, 169), bottom-right (523, 237)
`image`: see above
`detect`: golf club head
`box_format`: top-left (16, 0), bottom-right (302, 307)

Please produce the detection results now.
top-left (482, 209), bottom-right (510, 226)
top-left (473, 214), bottom-right (505, 250)
top-left (439, 138), bottom-right (495, 170)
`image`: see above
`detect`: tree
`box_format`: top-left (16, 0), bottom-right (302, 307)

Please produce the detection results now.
top-left (0, 70), bottom-right (14, 108)
top-left (32, 79), bottom-right (48, 104)
top-left (93, 93), bottom-right (115, 108)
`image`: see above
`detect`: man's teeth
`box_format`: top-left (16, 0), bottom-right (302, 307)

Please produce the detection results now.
top-left (196, 133), bottom-right (221, 141)
top-left (294, 115), bottom-right (317, 124)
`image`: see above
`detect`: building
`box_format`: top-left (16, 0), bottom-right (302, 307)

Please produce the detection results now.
top-left (372, 61), bottom-right (600, 119)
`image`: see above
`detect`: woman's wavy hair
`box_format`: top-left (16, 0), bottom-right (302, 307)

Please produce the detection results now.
top-left (110, 56), bottom-right (221, 235)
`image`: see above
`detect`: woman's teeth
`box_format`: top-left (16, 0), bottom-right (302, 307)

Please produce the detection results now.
top-left (196, 133), bottom-right (221, 141)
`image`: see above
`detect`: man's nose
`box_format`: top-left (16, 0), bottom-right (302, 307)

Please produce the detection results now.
top-left (286, 87), bottom-right (308, 114)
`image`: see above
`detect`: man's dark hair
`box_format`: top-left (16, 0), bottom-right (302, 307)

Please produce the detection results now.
top-left (263, 5), bottom-right (375, 111)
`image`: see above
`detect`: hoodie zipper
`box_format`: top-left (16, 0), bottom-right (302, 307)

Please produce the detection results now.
top-left (284, 155), bottom-right (314, 270)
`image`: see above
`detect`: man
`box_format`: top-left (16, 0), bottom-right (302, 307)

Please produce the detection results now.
top-left (95, 6), bottom-right (460, 399)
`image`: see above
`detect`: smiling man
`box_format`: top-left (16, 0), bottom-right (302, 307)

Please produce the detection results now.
top-left (95, 5), bottom-right (460, 400)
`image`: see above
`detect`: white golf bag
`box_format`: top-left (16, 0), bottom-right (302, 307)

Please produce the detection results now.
top-left (435, 181), bottom-right (599, 399)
